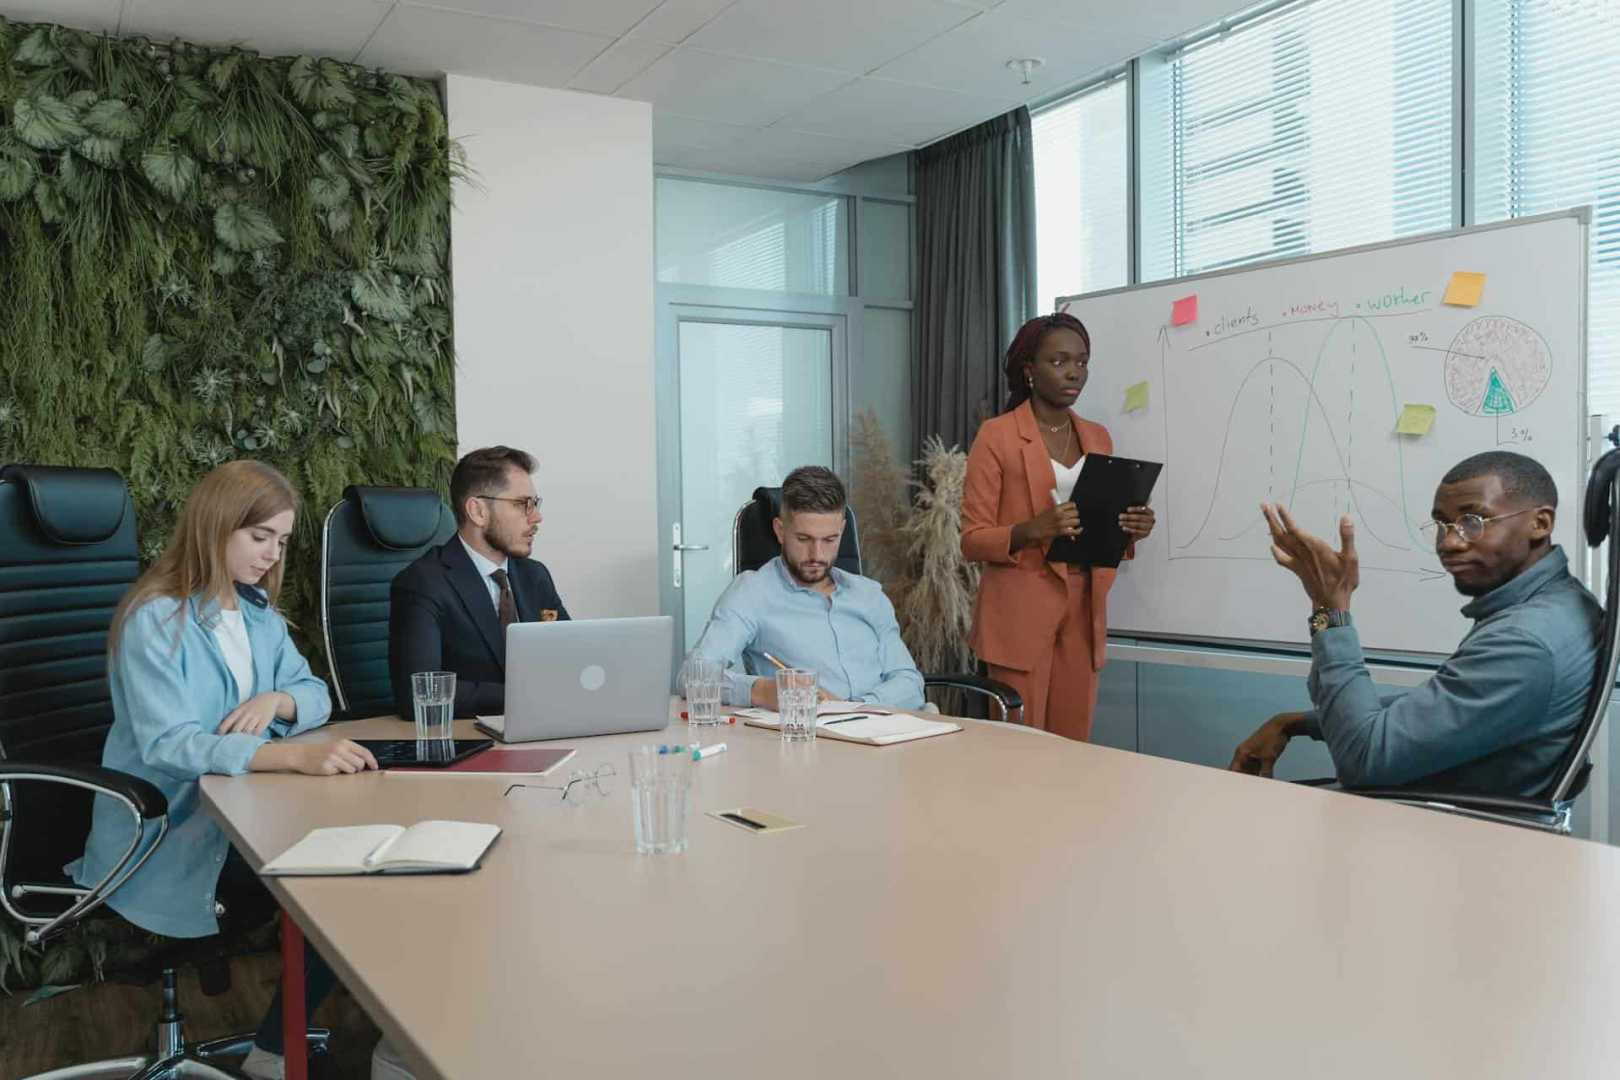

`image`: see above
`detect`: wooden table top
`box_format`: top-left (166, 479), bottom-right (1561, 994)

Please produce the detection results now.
top-left (201, 711), bottom-right (1620, 1079)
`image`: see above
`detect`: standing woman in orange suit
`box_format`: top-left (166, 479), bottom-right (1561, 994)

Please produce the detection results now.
top-left (960, 313), bottom-right (1156, 740)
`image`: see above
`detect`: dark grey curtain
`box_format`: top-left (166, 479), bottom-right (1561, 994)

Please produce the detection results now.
top-left (910, 107), bottom-right (1037, 464)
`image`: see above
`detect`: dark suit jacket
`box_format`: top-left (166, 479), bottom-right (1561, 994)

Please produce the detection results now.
top-left (389, 538), bottom-right (570, 719)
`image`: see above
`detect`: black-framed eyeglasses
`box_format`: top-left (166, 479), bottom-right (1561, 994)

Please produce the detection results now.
top-left (1419, 507), bottom-right (1535, 543)
top-left (477, 494), bottom-right (542, 514)
top-left (504, 764), bottom-right (614, 802)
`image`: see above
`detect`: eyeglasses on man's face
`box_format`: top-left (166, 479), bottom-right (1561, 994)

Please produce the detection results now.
top-left (1419, 507), bottom-right (1534, 543)
top-left (477, 494), bottom-right (542, 515)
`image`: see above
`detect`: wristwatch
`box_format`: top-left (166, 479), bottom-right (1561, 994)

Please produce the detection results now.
top-left (1308, 606), bottom-right (1352, 636)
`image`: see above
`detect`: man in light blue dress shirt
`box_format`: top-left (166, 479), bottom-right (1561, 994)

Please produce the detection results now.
top-left (692, 466), bottom-right (924, 710)
top-left (1229, 451), bottom-right (1601, 796)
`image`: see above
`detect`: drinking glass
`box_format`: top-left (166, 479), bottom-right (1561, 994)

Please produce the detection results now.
top-left (775, 668), bottom-right (818, 743)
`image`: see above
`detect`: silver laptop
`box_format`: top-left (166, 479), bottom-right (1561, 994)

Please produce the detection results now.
top-left (476, 616), bottom-right (674, 742)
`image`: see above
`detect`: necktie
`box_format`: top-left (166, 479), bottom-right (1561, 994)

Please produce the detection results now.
top-left (489, 568), bottom-right (518, 630)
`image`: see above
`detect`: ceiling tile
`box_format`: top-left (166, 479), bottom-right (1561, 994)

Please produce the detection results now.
top-left (685, 0), bottom-right (974, 75)
top-left (775, 76), bottom-right (1015, 147)
top-left (119, 0), bottom-right (388, 58)
top-left (871, 7), bottom-right (1131, 99)
top-left (653, 111), bottom-right (751, 156)
top-left (358, 4), bottom-right (610, 83)
top-left (682, 126), bottom-right (909, 182)
top-left (0, 1), bottom-right (122, 33)
top-left (616, 46), bottom-right (852, 127)
top-left (394, 0), bottom-right (664, 38)
top-left (568, 35), bottom-right (670, 94)
top-left (991, 0), bottom-right (1240, 42)
top-left (625, 0), bottom-right (736, 44)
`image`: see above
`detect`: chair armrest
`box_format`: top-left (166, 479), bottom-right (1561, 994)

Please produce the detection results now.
top-left (1347, 786), bottom-right (1562, 816)
top-left (0, 762), bottom-right (167, 820)
top-left (922, 673), bottom-right (1024, 724)
top-left (0, 762), bottom-right (169, 944)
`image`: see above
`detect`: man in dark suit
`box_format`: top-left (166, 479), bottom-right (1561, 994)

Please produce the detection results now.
top-left (389, 446), bottom-right (569, 719)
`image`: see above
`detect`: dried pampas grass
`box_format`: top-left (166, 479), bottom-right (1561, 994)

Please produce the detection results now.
top-left (851, 410), bottom-right (980, 674)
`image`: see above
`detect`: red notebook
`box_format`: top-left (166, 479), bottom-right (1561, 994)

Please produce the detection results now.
top-left (389, 747), bottom-right (576, 776)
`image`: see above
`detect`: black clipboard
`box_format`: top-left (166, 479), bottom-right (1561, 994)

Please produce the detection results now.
top-left (1045, 453), bottom-right (1163, 568)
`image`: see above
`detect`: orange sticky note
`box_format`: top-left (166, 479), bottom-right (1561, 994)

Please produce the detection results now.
top-left (1170, 295), bottom-right (1198, 326)
top-left (1443, 271), bottom-right (1485, 307)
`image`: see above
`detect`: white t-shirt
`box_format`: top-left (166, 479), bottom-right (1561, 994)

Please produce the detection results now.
top-left (214, 608), bottom-right (254, 706)
top-left (1051, 455), bottom-right (1086, 505)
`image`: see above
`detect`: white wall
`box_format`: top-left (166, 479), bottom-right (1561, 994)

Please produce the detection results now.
top-left (447, 75), bottom-right (658, 617)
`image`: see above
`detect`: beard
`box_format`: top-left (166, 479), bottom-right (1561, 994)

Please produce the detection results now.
top-left (483, 520), bottom-right (533, 559)
top-left (784, 553), bottom-right (829, 586)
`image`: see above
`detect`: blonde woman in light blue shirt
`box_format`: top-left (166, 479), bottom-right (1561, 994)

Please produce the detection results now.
top-left (70, 460), bottom-right (377, 1080)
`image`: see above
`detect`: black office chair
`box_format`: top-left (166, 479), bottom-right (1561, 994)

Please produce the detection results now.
top-left (732, 487), bottom-right (1023, 722)
top-left (0, 464), bottom-right (327, 1078)
top-left (1341, 442), bottom-right (1620, 833)
top-left (320, 484), bottom-right (455, 719)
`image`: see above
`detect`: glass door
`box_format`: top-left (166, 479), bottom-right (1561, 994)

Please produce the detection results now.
top-left (657, 306), bottom-right (847, 657)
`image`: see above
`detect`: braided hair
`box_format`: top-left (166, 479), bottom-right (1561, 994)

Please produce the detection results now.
top-left (1002, 312), bottom-right (1091, 413)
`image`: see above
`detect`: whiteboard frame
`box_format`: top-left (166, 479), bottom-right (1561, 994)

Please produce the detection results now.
top-left (1056, 207), bottom-right (1593, 660)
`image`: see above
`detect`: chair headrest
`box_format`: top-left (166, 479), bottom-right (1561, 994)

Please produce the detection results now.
top-left (0, 464), bottom-right (129, 545)
top-left (345, 485), bottom-right (445, 550)
top-left (751, 486), bottom-right (784, 521)
top-left (1585, 445), bottom-right (1620, 546)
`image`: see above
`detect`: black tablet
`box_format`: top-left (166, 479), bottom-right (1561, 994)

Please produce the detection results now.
top-left (354, 738), bottom-right (494, 769)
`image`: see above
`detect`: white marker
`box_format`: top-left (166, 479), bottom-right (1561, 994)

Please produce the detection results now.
top-left (690, 743), bottom-right (728, 761)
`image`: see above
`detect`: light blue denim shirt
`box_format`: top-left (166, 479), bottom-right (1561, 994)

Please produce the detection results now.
top-left (1305, 546), bottom-right (1600, 795)
top-left (68, 587), bottom-right (332, 938)
top-left (692, 557), bottom-right (925, 709)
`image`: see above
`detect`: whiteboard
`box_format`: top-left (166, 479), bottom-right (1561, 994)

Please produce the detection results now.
top-left (1056, 210), bottom-right (1589, 656)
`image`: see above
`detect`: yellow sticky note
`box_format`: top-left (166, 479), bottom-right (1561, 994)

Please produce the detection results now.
top-left (1443, 271), bottom-right (1485, 307)
top-left (1123, 381), bottom-right (1150, 413)
top-left (1395, 404), bottom-right (1436, 436)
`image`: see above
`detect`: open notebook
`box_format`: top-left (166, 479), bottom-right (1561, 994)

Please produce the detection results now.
top-left (738, 708), bottom-right (961, 746)
top-left (261, 821), bottom-right (500, 876)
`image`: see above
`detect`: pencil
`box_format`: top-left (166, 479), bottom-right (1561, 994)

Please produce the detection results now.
top-left (760, 651), bottom-right (789, 671)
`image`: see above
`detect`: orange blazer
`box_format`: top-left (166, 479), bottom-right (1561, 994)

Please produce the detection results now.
top-left (960, 401), bottom-right (1120, 673)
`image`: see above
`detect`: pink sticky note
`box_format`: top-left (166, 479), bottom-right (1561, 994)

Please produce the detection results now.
top-left (1170, 295), bottom-right (1198, 326)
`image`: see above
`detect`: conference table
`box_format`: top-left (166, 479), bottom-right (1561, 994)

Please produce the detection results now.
top-left (201, 711), bottom-right (1620, 1078)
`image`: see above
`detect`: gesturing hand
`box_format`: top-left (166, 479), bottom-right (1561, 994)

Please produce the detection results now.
top-left (1260, 502), bottom-right (1359, 610)
top-left (217, 692), bottom-right (291, 736)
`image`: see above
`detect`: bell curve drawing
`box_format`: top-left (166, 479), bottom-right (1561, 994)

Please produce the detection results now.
top-left (1167, 315), bottom-right (1444, 577)
top-left (1057, 210), bottom-right (1587, 653)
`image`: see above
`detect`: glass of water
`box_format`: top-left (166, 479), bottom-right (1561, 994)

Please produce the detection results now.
top-left (411, 671), bottom-right (456, 740)
top-left (627, 746), bottom-right (693, 855)
top-left (775, 668), bottom-right (818, 742)
top-left (683, 656), bottom-right (725, 727)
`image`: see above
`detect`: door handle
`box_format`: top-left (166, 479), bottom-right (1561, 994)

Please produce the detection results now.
top-left (671, 524), bottom-right (710, 589)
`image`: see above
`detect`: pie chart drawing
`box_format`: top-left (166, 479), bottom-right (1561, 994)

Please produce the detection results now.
top-left (1443, 316), bottom-right (1552, 417)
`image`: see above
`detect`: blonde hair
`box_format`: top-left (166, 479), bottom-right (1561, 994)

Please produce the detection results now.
top-left (110, 460), bottom-right (299, 653)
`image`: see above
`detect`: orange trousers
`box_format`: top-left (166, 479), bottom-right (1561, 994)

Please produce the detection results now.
top-left (986, 566), bottom-right (1100, 741)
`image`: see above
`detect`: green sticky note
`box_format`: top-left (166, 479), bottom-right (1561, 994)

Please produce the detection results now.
top-left (1395, 404), bottom-right (1436, 436)
top-left (1123, 381), bottom-right (1150, 413)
